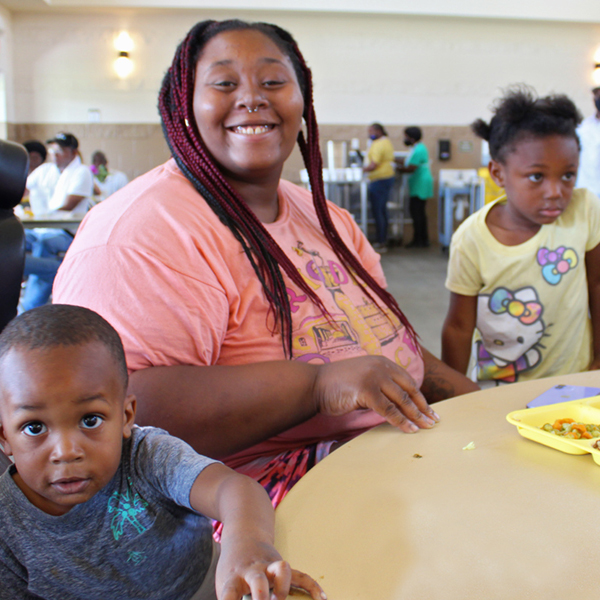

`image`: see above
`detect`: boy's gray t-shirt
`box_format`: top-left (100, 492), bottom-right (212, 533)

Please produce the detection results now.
top-left (0, 426), bottom-right (218, 600)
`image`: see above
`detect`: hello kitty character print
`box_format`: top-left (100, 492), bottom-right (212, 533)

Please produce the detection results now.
top-left (473, 286), bottom-right (547, 383)
top-left (473, 244), bottom-right (578, 384)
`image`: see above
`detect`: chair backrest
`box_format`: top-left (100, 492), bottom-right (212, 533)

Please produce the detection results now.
top-left (0, 211), bottom-right (25, 332)
top-left (0, 139), bottom-right (28, 333)
top-left (0, 450), bottom-right (11, 475)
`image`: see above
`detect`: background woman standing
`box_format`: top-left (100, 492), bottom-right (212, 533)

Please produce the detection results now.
top-left (398, 126), bottom-right (433, 248)
top-left (363, 123), bottom-right (395, 252)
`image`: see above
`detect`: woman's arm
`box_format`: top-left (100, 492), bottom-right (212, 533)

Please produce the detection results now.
top-left (586, 242), bottom-right (600, 370)
top-left (130, 361), bottom-right (319, 459)
top-left (441, 292), bottom-right (478, 375)
top-left (130, 356), bottom-right (441, 459)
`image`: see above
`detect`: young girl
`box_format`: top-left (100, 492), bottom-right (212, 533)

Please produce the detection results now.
top-left (442, 87), bottom-right (600, 386)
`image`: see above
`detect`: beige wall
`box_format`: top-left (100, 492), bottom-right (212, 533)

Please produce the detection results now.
top-left (0, 6), bottom-right (14, 135)
top-left (10, 123), bottom-right (170, 180)
top-left (5, 8), bottom-right (599, 242)
top-left (8, 9), bottom-right (600, 125)
top-left (9, 123), bottom-right (478, 186)
top-left (10, 121), bottom-right (477, 245)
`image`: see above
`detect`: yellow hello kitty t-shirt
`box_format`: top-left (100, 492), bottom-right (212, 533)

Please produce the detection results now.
top-left (445, 188), bottom-right (600, 385)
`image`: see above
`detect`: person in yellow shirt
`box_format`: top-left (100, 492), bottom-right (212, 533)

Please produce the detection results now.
top-left (364, 123), bottom-right (395, 252)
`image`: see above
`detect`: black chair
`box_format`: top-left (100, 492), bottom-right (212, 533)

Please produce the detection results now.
top-left (0, 140), bottom-right (28, 474)
top-left (0, 450), bottom-right (10, 474)
top-left (0, 139), bottom-right (29, 334)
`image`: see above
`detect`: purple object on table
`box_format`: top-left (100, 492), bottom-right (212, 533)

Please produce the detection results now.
top-left (526, 384), bottom-right (600, 408)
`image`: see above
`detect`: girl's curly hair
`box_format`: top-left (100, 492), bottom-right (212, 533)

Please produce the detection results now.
top-left (472, 85), bottom-right (582, 163)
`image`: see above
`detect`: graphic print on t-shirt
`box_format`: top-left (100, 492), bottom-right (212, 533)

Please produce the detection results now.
top-left (108, 478), bottom-right (149, 541)
top-left (474, 286), bottom-right (547, 383)
top-left (288, 241), bottom-right (418, 367)
top-left (537, 245), bottom-right (578, 285)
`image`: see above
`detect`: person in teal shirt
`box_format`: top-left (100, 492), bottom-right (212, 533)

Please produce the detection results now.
top-left (397, 127), bottom-right (433, 248)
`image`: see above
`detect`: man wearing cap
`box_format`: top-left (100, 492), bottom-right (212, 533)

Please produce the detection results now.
top-left (21, 132), bottom-right (93, 311)
top-left (576, 87), bottom-right (600, 198)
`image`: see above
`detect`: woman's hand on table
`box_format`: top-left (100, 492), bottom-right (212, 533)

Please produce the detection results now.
top-left (131, 349), bottom-right (472, 458)
top-left (313, 355), bottom-right (439, 433)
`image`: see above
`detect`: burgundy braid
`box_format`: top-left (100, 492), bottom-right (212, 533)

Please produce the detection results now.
top-left (289, 35), bottom-right (419, 348)
top-left (158, 20), bottom-right (419, 357)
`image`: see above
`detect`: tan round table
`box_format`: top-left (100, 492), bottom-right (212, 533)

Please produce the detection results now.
top-left (275, 372), bottom-right (600, 599)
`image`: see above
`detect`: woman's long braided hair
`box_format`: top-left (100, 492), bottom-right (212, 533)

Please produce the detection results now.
top-left (159, 19), bottom-right (418, 358)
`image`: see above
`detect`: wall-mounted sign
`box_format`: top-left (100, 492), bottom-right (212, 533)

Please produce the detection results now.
top-left (458, 140), bottom-right (473, 153)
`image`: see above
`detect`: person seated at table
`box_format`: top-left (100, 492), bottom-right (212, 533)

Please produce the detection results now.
top-left (21, 133), bottom-right (93, 312)
top-left (24, 140), bottom-right (46, 174)
top-left (90, 150), bottom-right (129, 202)
top-left (23, 140), bottom-right (60, 217)
top-left (442, 87), bottom-right (600, 386)
top-left (0, 304), bottom-right (324, 600)
top-left (54, 19), bottom-right (478, 507)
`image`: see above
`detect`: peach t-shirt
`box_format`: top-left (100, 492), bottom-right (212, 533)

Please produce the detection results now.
top-left (54, 159), bottom-right (424, 466)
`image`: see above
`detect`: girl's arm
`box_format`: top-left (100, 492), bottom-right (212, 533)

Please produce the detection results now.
top-left (421, 346), bottom-right (480, 403)
top-left (586, 242), bottom-right (600, 370)
top-left (441, 292), bottom-right (478, 375)
top-left (189, 463), bottom-right (325, 600)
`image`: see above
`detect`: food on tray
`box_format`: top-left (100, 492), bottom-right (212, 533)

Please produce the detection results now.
top-left (540, 418), bottom-right (600, 439)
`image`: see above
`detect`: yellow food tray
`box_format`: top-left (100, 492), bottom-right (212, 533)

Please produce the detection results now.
top-left (506, 396), bottom-right (600, 465)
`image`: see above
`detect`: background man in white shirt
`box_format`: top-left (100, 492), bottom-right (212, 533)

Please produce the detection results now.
top-left (23, 140), bottom-right (60, 216)
top-left (576, 87), bottom-right (600, 198)
top-left (21, 132), bottom-right (93, 311)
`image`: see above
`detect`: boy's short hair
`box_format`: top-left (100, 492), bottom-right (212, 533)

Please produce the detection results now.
top-left (0, 305), bottom-right (128, 390)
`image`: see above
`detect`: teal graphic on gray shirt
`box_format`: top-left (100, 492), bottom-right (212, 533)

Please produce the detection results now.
top-left (108, 478), bottom-right (149, 541)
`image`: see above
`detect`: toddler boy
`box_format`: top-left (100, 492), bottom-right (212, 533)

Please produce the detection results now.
top-left (0, 304), bottom-right (324, 600)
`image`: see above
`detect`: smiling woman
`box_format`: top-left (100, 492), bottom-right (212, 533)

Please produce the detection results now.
top-left (54, 19), bottom-right (477, 507)
top-left (192, 29), bottom-right (304, 211)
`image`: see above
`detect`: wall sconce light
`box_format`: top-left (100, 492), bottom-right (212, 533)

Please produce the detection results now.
top-left (114, 31), bottom-right (134, 79)
top-left (593, 47), bottom-right (600, 87)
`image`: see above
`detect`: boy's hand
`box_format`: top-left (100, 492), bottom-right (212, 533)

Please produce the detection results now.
top-left (288, 568), bottom-right (327, 600)
top-left (217, 542), bottom-right (325, 600)
top-left (191, 465), bottom-right (325, 600)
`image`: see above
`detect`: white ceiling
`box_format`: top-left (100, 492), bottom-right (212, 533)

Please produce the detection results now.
top-left (2, 0), bottom-right (600, 23)
top-left (0, 0), bottom-right (49, 10)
